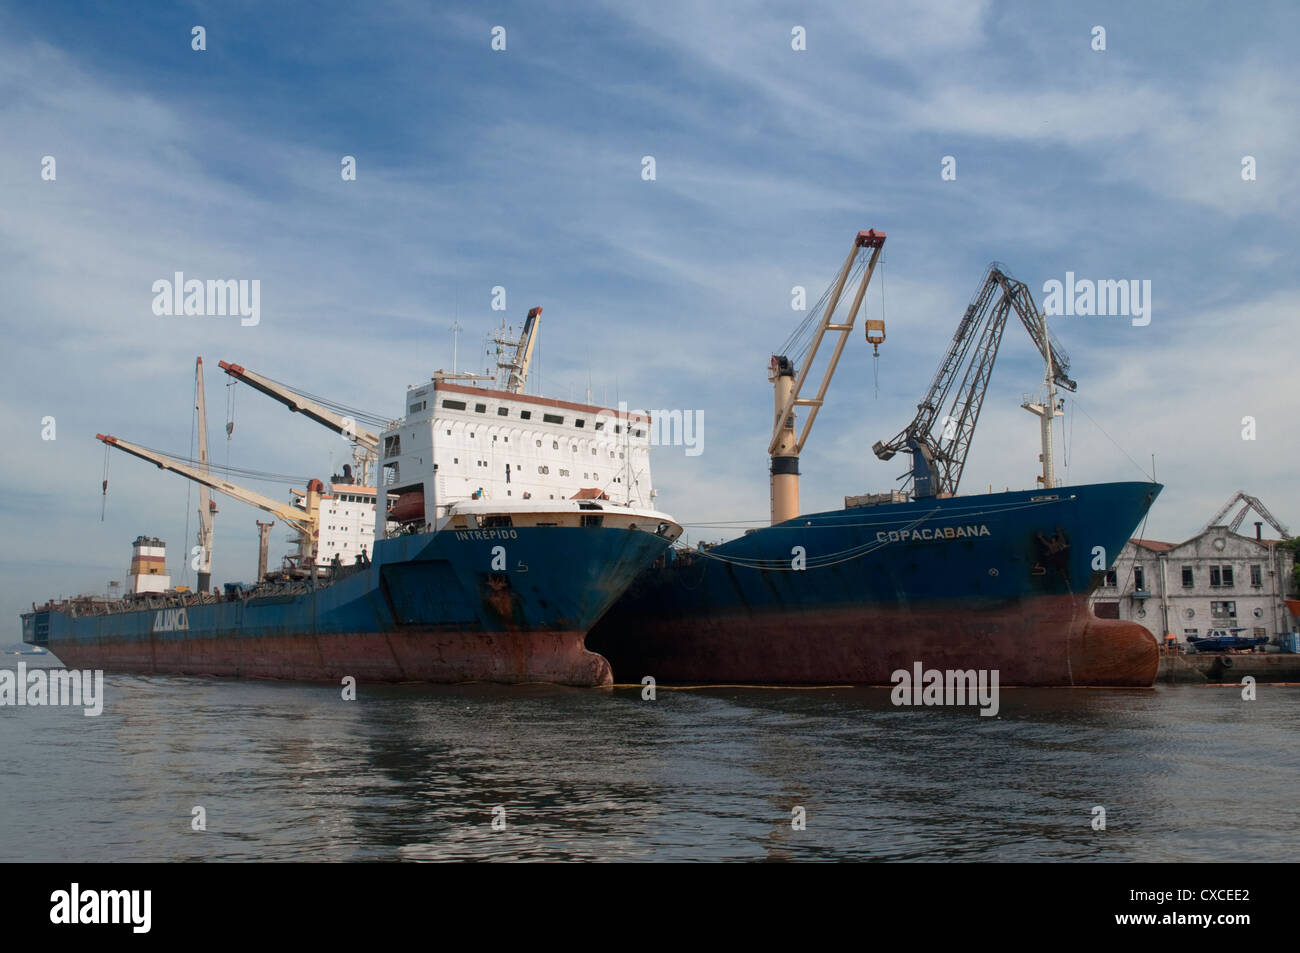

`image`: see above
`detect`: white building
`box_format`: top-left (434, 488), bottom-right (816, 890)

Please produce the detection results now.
top-left (1091, 525), bottom-right (1295, 648)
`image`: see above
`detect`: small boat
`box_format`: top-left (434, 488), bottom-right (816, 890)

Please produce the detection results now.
top-left (1187, 628), bottom-right (1267, 653)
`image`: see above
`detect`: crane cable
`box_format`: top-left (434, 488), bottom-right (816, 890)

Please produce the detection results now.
top-left (100, 443), bottom-right (110, 521)
top-left (874, 255), bottom-right (886, 399)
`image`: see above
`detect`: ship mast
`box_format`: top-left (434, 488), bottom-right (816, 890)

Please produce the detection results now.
top-left (195, 357), bottom-right (216, 593)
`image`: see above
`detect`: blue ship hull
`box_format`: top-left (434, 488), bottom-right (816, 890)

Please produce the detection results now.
top-left (22, 523), bottom-right (673, 686)
top-left (589, 481), bottom-right (1163, 686)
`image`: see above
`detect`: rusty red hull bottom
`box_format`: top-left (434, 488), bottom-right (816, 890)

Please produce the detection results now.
top-left (596, 595), bottom-right (1159, 687)
top-left (50, 629), bottom-right (613, 687)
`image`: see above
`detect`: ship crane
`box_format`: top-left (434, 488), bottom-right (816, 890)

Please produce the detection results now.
top-left (217, 360), bottom-right (380, 484)
top-left (491, 306), bottom-right (542, 394)
top-left (871, 263), bottom-right (1076, 499)
top-left (1204, 491), bottom-right (1291, 537)
top-left (194, 357), bottom-right (217, 593)
top-left (95, 434), bottom-right (324, 573)
top-left (768, 229), bottom-right (887, 524)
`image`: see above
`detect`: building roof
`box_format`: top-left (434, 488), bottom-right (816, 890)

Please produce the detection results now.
top-left (1130, 538), bottom-right (1176, 552)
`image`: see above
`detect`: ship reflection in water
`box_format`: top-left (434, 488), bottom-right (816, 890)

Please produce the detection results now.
top-left (1, 666), bottom-right (1296, 862)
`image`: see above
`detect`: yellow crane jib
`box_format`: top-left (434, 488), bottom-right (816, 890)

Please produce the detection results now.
top-left (768, 228), bottom-right (887, 525)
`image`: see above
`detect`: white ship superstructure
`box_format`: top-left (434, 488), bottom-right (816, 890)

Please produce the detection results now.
top-left (380, 382), bottom-right (654, 529)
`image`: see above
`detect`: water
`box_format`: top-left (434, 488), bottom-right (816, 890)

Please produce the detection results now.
top-left (2, 661), bottom-right (1297, 861)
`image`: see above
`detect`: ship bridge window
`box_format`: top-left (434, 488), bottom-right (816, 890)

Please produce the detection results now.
top-left (441, 399), bottom-right (466, 410)
top-left (409, 400), bottom-right (426, 414)
top-left (544, 413), bottom-right (563, 424)
top-left (497, 407), bottom-right (509, 416)
top-left (520, 410), bottom-right (531, 420)
top-left (595, 421), bottom-right (605, 431)
top-left (575, 418), bottom-right (585, 428)
top-left (384, 435), bottom-right (401, 458)
top-left (475, 403), bottom-right (487, 413)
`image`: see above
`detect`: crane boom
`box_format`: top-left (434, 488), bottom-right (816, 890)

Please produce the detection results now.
top-left (495, 306), bottom-right (542, 394)
top-left (217, 361), bottom-right (381, 454)
top-left (1206, 491), bottom-right (1291, 537)
top-left (768, 229), bottom-right (886, 524)
top-left (194, 358), bottom-right (216, 592)
top-left (872, 263), bottom-right (1075, 499)
top-left (96, 433), bottom-right (322, 569)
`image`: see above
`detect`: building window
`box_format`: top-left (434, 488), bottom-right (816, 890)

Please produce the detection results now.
top-left (1103, 570), bottom-right (1118, 587)
top-left (1181, 567), bottom-right (1193, 588)
top-left (1210, 566), bottom-right (1220, 587)
top-left (1134, 566), bottom-right (1146, 591)
top-left (1221, 565), bottom-right (1234, 586)
top-left (1210, 601), bottom-right (1236, 620)
top-left (1250, 564), bottom-right (1262, 587)
top-left (1183, 628), bottom-right (1198, 638)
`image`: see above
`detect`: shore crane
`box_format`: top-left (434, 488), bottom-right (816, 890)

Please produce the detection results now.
top-left (872, 263), bottom-right (1076, 499)
top-left (96, 433), bottom-right (324, 574)
top-left (1204, 491), bottom-right (1291, 538)
top-left (769, 229), bottom-right (887, 524)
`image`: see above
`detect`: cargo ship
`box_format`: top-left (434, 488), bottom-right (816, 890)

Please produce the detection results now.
top-left (589, 231), bottom-right (1163, 686)
top-left (21, 311), bottom-right (681, 686)
top-left (589, 481), bottom-right (1162, 686)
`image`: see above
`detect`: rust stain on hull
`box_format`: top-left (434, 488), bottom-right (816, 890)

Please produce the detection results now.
top-left (51, 629), bottom-right (613, 688)
top-left (597, 596), bottom-right (1159, 687)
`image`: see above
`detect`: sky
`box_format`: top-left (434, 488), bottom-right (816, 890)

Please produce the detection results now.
top-left (2, 0), bottom-right (1297, 630)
